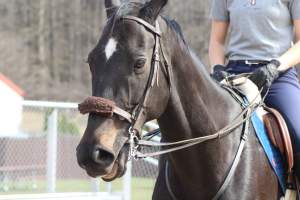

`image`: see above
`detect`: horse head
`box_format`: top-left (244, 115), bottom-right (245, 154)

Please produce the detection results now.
top-left (76, 0), bottom-right (170, 181)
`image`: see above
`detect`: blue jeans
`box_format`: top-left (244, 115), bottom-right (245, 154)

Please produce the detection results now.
top-left (227, 61), bottom-right (300, 153)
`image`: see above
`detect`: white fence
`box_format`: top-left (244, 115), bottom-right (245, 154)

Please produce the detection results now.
top-left (0, 100), bottom-right (159, 200)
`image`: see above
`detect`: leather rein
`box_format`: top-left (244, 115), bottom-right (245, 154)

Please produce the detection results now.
top-left (79, 15), bottom-right (261, 199)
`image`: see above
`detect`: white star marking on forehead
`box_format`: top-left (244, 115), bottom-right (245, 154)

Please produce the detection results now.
top-left (105, 38), bottom-right (117, 60)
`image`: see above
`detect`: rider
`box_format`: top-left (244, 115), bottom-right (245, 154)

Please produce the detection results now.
top-left (209, 0), bottom-right (300, 180)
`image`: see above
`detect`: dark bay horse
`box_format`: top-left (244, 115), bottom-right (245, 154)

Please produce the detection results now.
top-left (76, 0), bottom-right (280, 199)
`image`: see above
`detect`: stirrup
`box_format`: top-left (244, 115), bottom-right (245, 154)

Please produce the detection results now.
top-left (284, 173), bottom-right (297, 200)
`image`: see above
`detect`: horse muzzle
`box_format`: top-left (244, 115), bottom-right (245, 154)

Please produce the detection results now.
top-left (76, 137), bottom-right (129, 181)
top-left (77, 96), bottom-right (134, 180)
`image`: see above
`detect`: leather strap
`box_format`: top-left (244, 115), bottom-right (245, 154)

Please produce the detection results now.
top-left (135, 101), bottom-right (254, 158)
top-left (212, 108), bottom-right (251, 200)
top-left (124, 19), bottom-right (162, 132)
top-left (165, 161), bottom-right (178, 200)
top-left (122, 16), bottom-right (161, 36)
top-left (113, 106), bottom-right (133, 123)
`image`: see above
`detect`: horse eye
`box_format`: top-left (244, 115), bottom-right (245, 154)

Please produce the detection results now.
top-left (134, 58), bottom-right (146, 69)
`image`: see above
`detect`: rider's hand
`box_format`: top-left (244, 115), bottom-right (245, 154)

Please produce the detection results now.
top-left (210, 64), bottom-right (229, 82)
top-left (248, 59), bottom-right (281, 95)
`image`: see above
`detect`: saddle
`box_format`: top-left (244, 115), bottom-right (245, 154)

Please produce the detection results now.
top-left (222, 75), bottom-right (294, 172)
top-left (262, 106), bottom-right (294, 172)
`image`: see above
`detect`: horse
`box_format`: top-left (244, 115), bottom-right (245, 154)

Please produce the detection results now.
top-left (76, 0), bottom-right (280, 199)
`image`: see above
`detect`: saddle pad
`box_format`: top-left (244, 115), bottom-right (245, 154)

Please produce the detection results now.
top-left (252, 111), bottom-right (286, 192)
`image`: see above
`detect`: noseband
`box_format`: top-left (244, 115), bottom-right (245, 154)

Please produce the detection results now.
top-left (79, 96), bottom-right (133, 122)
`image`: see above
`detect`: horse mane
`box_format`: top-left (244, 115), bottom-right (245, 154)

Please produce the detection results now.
top-left (163, 17), bottom-right (187, 46)
top-left (163, 17), bottom-right (211, 80)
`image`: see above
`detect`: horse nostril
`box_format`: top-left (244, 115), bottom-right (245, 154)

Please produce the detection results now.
top-left (92, 146), bottom-right (115, 167)
top-left (76, 145), bottom-right (90, 169)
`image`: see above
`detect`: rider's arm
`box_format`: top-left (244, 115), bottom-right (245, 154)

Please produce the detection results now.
top-left (208, 20), bottom-right (229, 72)
top-left (277, 20), bottom-right (300, 71)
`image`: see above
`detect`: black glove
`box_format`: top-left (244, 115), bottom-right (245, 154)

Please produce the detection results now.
top-left (248, 59), bottom-right (281, 93)
top-left (211, 64), bottom-right (229, 82)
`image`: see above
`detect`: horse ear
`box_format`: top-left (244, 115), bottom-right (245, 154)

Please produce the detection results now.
top-left (105, 0), bottom-right (120, 18)
top-left (139, 0), bottom-right (168, 23)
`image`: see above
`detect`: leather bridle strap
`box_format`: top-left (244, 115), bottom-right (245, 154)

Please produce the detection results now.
top-left (122, 16), bottom-right (161, 36)
top-left (165, 161), bottom-right (178, 200)
top-left (121, 16), bottom-right (162, 132)
top-left (212, 107), bottom-right (251, 200)
top-left (113, 106), bottom-right (133, 123)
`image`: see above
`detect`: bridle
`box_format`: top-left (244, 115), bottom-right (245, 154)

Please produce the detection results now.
top-left (79, 15), bottom-right (172, 159)
top-left (78, 15), bottom-right (261, 199)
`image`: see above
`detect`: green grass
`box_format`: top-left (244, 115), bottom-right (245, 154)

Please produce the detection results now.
top-left (111, 177), bottom-right (155, 200)
top-left (0, 177), bottom-right (156, 200)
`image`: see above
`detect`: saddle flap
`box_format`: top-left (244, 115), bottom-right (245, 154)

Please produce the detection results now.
top-left (263, 113), bottom-right (284, 154)
top-left (263, 106), bottom-right (294, 172)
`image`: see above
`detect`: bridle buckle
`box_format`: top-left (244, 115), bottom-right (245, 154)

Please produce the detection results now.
top-left (128, 127), bottom-right (141, 160)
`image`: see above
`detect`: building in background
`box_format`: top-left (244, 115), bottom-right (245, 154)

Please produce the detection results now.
top-left (0, 73), bottom-right (25, 138)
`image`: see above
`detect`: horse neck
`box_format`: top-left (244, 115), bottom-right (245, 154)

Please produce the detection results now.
top-left (157, 23), bottom-right (242, 196)
top-left (159, 30), bottom-right (240, 140)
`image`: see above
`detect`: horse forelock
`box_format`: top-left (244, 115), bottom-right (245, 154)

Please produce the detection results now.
top-left (102, 2), bottom-right (144, 39)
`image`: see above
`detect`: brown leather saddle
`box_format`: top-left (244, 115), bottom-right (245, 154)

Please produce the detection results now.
top-left (263, 106), bottom-right (294, 173)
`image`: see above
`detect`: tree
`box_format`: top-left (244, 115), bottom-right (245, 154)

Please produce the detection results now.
top-left (0, 0), bottom-right (212, 101)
